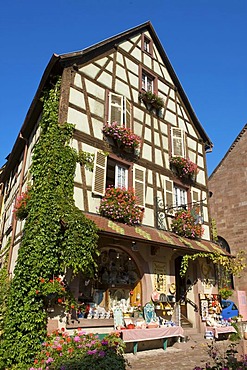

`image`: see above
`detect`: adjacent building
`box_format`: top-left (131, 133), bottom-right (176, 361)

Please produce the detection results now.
top-left (209, 124), bottom-right (247, 314)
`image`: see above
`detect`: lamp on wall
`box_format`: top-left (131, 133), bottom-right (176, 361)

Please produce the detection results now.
top-left (131, 241), bottom-right (138, 251)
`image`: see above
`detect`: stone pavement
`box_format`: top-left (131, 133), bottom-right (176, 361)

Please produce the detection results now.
top-left (124, 337), bottom-right (234, 370)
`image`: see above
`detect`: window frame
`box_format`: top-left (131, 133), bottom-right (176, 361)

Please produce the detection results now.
top-left (141, 34), bottom-right (153, 56)
top-left (174, 185), bottom-right (188, 210)
top-left (139, 67), bottom-right (157, 93)
top-left (107, 92), bottom-right (132, 128)
top-left (171, 127), bottom-right (185, 158)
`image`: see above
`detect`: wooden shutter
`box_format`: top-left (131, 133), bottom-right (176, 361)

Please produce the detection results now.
top-left (133, 165), bottom-right (145, 208)
top-left (108, 93), bottom-right (123, 125)
top-left (171, 127), bottom-right (184, 157)
top-left (92, 151), bottom-right (107, 196)
top-left (124, 97), bottom-right (131, 128)
top-left (191, 190), bottom-right (204, 224)
top-left (164, 178), bottom-right (174, 215)
top-left (7, 200), bottom-right (15, 228)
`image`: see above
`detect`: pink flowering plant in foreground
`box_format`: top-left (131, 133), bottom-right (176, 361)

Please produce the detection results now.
top-left (171, 209), bottom-right (204, 239)
top-left (170, 156), bottom-right (199, 178)
top-left (103, 122), bottom-right (141, 150)
top-left (193, 341), bottom-right (247, 369)
top-left (99, 187), bottom-right (144, 225)
top-left (30, 330), bottom-right (127, 370)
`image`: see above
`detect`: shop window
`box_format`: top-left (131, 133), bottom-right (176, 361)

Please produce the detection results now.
top-left (171, 127), bottom-right (185, 157)
top-left (77, 248), bottom-right (141, 318)
top-left (107, 92), bottom-right (131, 128)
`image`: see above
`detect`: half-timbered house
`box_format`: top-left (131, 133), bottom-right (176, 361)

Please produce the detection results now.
top-left (0, 22), bottom-right (228, 335)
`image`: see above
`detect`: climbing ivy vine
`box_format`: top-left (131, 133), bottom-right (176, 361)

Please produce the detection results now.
top-left (0, 78), bottom-right (99, 369)
top-left (0, 239), bottom-right (10, 340)
top-left (180, 250), bottom-right (246, 284)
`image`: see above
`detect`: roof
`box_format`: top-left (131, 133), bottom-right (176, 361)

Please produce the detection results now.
top-left (85, 213), bottom-right (230, 256)
top-left (209, 123), bottom-right (247, 179)
top-left (1, 21), bottom-right (212, 182)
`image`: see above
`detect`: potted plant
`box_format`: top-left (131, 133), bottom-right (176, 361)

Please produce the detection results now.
top-left (219, 287), bottom-right (233, 300)
top-left (99, 186), bottom-right (144, 226)
top-left (36, 277), bottom-right (77, 312)
top-left (13, 187), bottom-right (31, 220)
top-left (102, 122), bottom-right (141, 153)
top-left (171, 209), bottom-right (204, 239)
top-left (170, 156), bottom-right (199, 180)
top-left (139, 91), bottom-right (164, 111)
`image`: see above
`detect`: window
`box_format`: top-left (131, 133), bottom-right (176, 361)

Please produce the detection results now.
top-left (106, 158), bottom-right (128, 189)
top-left (141, 72), bottom-right (154, 92)
top-left (174, 185), bottom-right (187, 210)
top-left (171, 127), bottom-right (185, 157)
top-left (164, 179), bottom-right (188, 215)
top-left (108, 92), bottom-right (131, 128)
top-left (144, 38), bottom-right (150, 53)
top-left (92, 152), bottom-right (145, 207)
top-left (142, 34), bottom-right (153, 56)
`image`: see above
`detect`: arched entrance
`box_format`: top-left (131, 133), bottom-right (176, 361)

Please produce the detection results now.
top-left (77, 247), bottom-right (142, 317)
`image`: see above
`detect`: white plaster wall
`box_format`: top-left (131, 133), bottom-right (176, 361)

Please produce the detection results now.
top-left (97, 71), bottom-right (113, 87)
top-left (67, 108), bottom-right (89, 133)
top-left (145, 185), bottom-right (154, 205)
top-left (79, 64), bottom-right (100, 79)
top-left (144, 127), bottom-right (152, 141)
top-left (92, 118), bottom-right (104, 139)
top-left (142, 143), bottom-right (152, 160)
top-left (115, 79), bottom-right (130, 99)
top-left (74, 73), bottom-right (82, 89)
top-left (69, 87), bottom-right (85, 109)
top-left (74, 187), bottom-right (84, 210)
top-left (85, 79), bottom-right (105, 100)
top-left (142, 207), bottom-right (154, 227)
top-left (165, 110), bottom-right (176, 125)
top-left (88, 96), bottom-right (104, 117)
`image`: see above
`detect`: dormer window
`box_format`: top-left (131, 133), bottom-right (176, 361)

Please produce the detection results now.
top-left (144, 37), bottom-right (150, 53)
top-left (142, 34), bottom-right (153, 56)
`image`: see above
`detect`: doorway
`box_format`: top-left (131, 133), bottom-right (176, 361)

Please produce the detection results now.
top-left (175, 256), bottom-right (187, 317)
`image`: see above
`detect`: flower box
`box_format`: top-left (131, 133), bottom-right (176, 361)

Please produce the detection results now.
top-left (13, 188), bottom-right (31, 220)
top-left (171, 209), bottom-right (204, 239)
top-left (139, 91), bottom-right (164, 111)
top-left (99, 187), bottom-right (144, 226)
top-left (103, 122), bottom-right (141, 152)
top-left (170, 156), bottom-right (199, 180)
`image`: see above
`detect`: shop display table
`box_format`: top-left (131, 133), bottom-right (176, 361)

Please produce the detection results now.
top-left (206, 325), bottom-right (237, 339)
top-left (120, 326), bottom-right (184, 354)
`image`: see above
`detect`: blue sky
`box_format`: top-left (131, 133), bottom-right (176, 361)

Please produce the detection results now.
top-left (1, 0), bottom-right (246, 175)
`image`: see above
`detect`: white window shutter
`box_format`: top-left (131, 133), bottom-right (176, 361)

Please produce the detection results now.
top-left (164, 178), bottom-right (174, 215)
top-left (133, 165), bottom-right (145, 208)
top-left (191, 190), bottom-right (204, 224)
top-left (92, 151), bottom-right (107, 196)
top-left (171, 127), bottom-right (184, 157)
top-left (124, 97), bottom-right (131, 128)
top-left (108, 93), bottom-right (123, 126)
top-left (7, 200), bottom-right (15, 228)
